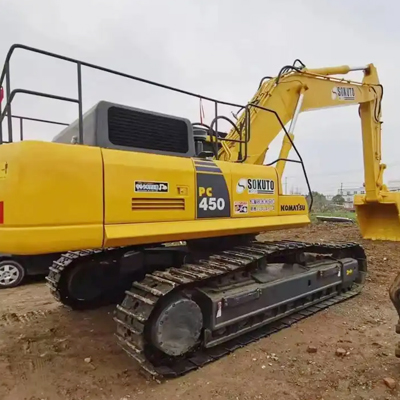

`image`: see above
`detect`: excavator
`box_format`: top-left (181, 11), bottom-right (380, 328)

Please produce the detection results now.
top-left (1, 44), bottom-right (400, 379)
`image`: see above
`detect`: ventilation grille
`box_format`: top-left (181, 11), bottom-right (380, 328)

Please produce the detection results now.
top-left (108, 106), bottom-right (189, 153)
top-left (131, 198), bottom-right (185, 210)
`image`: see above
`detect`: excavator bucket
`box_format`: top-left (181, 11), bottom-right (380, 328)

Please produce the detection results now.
top-left (354, 193), bottom-right (400, 241)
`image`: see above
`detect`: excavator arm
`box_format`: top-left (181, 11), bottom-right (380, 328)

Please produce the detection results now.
top-left (215, 63), bottom-right (400, 239)
top-left (218, 64), bottom-right (384, 200)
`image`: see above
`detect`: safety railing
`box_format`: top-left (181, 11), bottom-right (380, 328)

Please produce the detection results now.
top-left (0, 44), bottom-right (313, 209)
top-left (9, 115), bottom-right (69, 142)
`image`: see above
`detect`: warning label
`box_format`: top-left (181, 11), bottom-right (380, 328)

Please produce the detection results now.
top-left (234, 201), bottom-right (248, 214)
top-left (134, 181), bottom-right (169, 193)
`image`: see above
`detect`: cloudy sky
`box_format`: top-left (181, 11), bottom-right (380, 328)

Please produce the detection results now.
top-left (0, 0), bottom-right (399, 195)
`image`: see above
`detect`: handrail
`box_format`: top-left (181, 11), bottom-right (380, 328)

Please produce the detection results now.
top-left (0, 44), bottom-right (251, 150)
top-left (0, 43), bottom-right (313, 209)
top-left (7, 114), bottom-right (69, 141)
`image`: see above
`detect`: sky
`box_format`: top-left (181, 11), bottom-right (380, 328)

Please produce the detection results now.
top-left (0, 0), bottom-right (399, 195)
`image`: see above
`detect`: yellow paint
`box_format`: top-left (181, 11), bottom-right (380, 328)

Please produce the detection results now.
top-left (102, 149), bottom-right (195, 225)
top-left (0, 61), bottom-right (399, 255)
top-left (0, 161), bottom-right (7, 180)
top-left (354, 193), bottom-right (400, 241)
top-left (278, 196), bottom-right (308, 215)
top-left (0, 141), bottom-right (103, 254)
top-left (199, 187), bottom-right (213, 197)
top-left (0, 140), bottom-right (311, 254)
top-left (104, 215), bottom-right (310, 248)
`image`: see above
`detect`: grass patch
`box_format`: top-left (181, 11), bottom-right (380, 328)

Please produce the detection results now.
top-left (310, 210), bottom-right (357, 223)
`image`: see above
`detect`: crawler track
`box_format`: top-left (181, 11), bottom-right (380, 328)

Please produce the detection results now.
top-left (114, 240), bottom-right (366, 380)
top-left (46, 247), bottom-right (126, 309)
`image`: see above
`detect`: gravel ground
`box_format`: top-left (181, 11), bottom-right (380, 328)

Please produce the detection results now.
top-left (0, 222), bottom-right (399, 400)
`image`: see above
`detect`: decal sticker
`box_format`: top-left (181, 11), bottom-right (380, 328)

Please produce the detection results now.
top-left (196, 174), bottom-right (231, 218)
top-left (236, 178), bottom-right (247, 194)
top-left (199, 196), bottom-right (226, 211)
top-left (250, 205), bottom-right (274, 212)
top-left (216, 301), bottom-right (222, 318)
top-left (134, 181), bottom-right (169, 193)
top-left (250, 199), bottom-right (275, 205)
top-left (236, 178), bottom-right (275, 195)
top-left (234, 201), bottom-right (248, 214)
top-left (250, 198), bottom-right (274, 212)
top-left (331, 86), bottom-right (355, 101)
top-left (280, 204), bottom-right (306, 212)
top-left (248, 179), bottom-right (275, 194)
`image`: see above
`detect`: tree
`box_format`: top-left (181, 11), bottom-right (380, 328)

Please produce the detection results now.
top-left (306, 191), bottom-right (328, 211)
top-left (332, 194), bottom-right (345, 205)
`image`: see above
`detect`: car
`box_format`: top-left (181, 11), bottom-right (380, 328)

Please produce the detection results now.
top-left (0, 252), bottom-right (62, 289)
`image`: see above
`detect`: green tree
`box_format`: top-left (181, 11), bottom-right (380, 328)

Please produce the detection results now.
top-left (332, 194), bottom-right (345, 205)
top-left (306, 191), bottom-right (328, 211)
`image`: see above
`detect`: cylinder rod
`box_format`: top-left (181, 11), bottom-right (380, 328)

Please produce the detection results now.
top-left (288, 87), bottom-right (306, 135)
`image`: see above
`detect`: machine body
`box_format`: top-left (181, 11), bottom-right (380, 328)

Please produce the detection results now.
top-left (0, 45), bottom-right (397, 378)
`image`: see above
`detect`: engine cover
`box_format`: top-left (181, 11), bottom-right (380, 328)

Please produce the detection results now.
top-left (52, 101), bottom-right (196, 158)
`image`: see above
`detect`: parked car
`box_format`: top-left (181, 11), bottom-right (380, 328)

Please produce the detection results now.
top-left (0, 252), bottom-right (62, 289)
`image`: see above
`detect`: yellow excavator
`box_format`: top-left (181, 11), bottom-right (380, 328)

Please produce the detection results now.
top-left (0, 44), bottom-right (400, 379)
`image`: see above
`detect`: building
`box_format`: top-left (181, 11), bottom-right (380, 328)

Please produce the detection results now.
top-left (339, 186), bottom-right (365, 205)
top-left (388, 180), bottom-right (400, 191)
top-left (337, 180), bottom-right (400, 208)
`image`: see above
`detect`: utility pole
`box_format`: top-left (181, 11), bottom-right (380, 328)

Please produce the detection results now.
top-left (340, 182), bottom-right (343, 195)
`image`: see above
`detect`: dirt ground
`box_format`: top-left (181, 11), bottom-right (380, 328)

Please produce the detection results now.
top-left (1, 223), bottom-right (400, 400)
